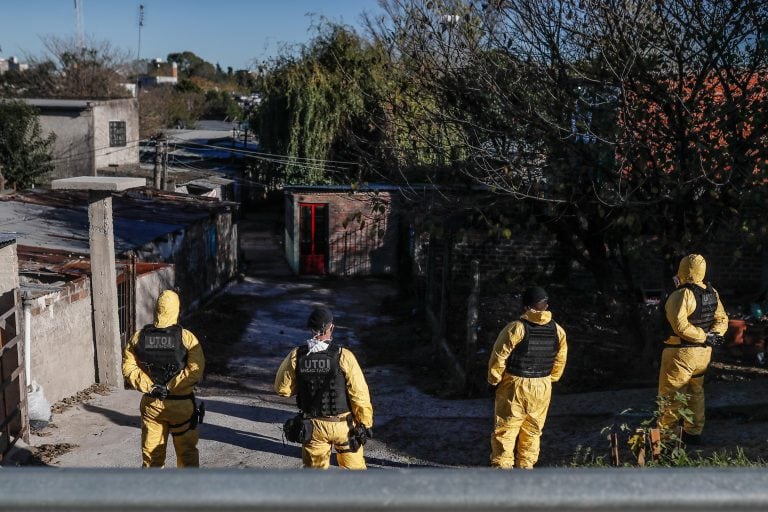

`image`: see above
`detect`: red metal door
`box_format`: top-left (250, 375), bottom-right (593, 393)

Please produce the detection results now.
top-left (299, 203), bottom-right (328, 274)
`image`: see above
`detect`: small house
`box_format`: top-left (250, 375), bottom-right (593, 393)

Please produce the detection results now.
top-left (284, 185), bottom-right (402, 276)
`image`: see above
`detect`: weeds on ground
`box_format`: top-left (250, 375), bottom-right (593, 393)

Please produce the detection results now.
top-left (570, 392), bottom-right (766, 468)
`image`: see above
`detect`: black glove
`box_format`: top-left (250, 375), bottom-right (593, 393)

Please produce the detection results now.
top-left (706, 333), bottom-right (725, 347)
top-left (149, 384), bottom-right (168, 399)
top-left (364, 427), bottom-right (373, 440)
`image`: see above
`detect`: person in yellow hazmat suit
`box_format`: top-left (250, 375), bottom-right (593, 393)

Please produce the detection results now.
top-left (275, 306), bottom-right (373, 469)
top-left (658, 254), bottom-right (728, 445)
top-left (488, 286), bottom-right (567, 469)
top-left (122, 289), bottom-right (205, 467)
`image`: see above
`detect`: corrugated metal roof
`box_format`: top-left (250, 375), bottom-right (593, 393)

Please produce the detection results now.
top-left (17, 245), bottom-right (171, 296)
top-left (0, 234), bottom-right (16, 249)
top-left (0, 188), bottom-right (235, 256)
top-left (284, 184), bottom-right (405, 193)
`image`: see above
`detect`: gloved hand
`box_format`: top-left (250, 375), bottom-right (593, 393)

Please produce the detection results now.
top-left (364, 427), bottom-right (373, 439)
top-left (705, 332), bottom-right (725, 347)
top-left (149, 384), bottom-right (168, 399)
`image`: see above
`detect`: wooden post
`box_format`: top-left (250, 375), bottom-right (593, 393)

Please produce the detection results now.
top-left (650, 428), bottom-right (662, 461)
top-left (610, 431), bottom-right (620, 466)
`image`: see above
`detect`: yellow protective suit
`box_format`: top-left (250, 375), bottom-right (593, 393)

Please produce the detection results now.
top-left (488, 309), bottom-right (567, 469)
top-left (122, 290), bottom-right (205, 467)
top-left (658, 254), bottom-right (727, 436)
top-left (275, 346), bottom-right (373, 470)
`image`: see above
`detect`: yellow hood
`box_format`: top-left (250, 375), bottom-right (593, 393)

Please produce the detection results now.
top-left (521, 309), bottom-right (552, 325)
top-left (154, 290), bottom-right (180, 328)
top-left (676, 254), bottom-right (707, 286)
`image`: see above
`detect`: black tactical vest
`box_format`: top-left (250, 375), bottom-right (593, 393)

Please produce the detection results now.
top-left (682, 283), bottom-right (718, 332)
top-left (295, 345), bottom-right (351, 417)
top-left (134, 324), bottom-right (187, 385)
top-left (506, 320), bottom-right (558, 378)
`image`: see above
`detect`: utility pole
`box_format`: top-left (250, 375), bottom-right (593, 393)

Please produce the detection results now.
top-left (136, 5), bottom-right (145, 98)
top-left (160, 136), bottom-right (168, 191)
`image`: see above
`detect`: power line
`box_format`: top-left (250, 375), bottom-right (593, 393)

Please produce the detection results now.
top-left (166, 136), bottom-right (359, 168)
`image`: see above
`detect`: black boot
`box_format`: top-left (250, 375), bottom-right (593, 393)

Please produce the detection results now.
top-left (681, 431), bottom-right (702, 446)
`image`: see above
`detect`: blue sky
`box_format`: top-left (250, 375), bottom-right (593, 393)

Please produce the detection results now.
top-left (1, 0), bottom-right (383, 70)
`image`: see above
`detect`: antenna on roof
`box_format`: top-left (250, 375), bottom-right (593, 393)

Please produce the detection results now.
top-left (74, 0), bottom-right (85, 50)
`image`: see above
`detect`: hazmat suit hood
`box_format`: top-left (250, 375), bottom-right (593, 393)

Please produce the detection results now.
top-left (676, 254), bottom-right (707, 286)
top-left (154, 290), bottom-right (180, 328)
top-left (521, 309), bottom-right (552, 325)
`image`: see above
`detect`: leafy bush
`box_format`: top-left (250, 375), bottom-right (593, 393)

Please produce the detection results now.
top-left (569, 393), bottom-right (767, 468)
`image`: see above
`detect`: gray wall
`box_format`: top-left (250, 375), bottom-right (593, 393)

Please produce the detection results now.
top-left (93, 99), bottom-right (140, 170)
top-left (134, 265), bottom-right (176, 329)
top-left (37, 109), bottom-right (94, 180)
top-left (127, 210), bottom-right (238, 312)
top-left (27, 278), bottom-right (95, 403)
top-left (0, 241), bottom-right (19, 294)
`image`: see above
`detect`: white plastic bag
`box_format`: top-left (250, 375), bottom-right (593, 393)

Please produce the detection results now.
top-left (27, 382), bottom-right (52, 424)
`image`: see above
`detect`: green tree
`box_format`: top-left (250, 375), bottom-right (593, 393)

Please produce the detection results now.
top-left (0, 100), bottom-right (55, 188)
top-left (373, 0), bottom-right (768, 293)
top-left (203, 90), bottom-right (242, 120)
top-left (167, 51), bottom-right (218, 81)
top-left (257, 22), bottom-right (391, 184)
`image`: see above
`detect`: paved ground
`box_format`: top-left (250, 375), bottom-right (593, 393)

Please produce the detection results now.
top-left (7, 212), bottom-right (768, 468)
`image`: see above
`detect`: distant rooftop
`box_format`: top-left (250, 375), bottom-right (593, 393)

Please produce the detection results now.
top-left (284, 184), bottom-right (406, 193)
top-left (20, 98), bottom-right (135, 110)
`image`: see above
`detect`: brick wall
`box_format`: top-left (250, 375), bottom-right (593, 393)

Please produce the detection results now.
top-left (286, 191), bottom-right (400, 276)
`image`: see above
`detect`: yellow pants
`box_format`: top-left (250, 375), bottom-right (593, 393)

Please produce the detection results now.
top-left (491, 374), bottom-right (552, 469)
top-left (301, 417), bottom-right (366, 470)
top-left (140, 395), bottom-right (199, 468)
top-left (658, 346), bottom-right (711, 435)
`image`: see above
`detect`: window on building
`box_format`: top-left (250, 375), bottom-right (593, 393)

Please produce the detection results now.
top-left (109, 121), bottom-right (127, 147)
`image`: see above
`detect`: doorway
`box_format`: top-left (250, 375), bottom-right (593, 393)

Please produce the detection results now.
top-left (299, 203), bottom-right (328, 274)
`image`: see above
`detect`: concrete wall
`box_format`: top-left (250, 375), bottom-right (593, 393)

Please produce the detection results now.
top-left (128, 210), bottom-right (237, 311)
top-left (93, 99), bottom-right (140, 170)
top-left (135, 265), bottom-right (175, 329)
top-left (28, 278), bottom-right (95, 403)
top-left (0, 240), bottom-right (19, 295)
top-left (37, 110), bottom-right (94, 180)
top-left (285, 191), bottom-right (399, 276)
